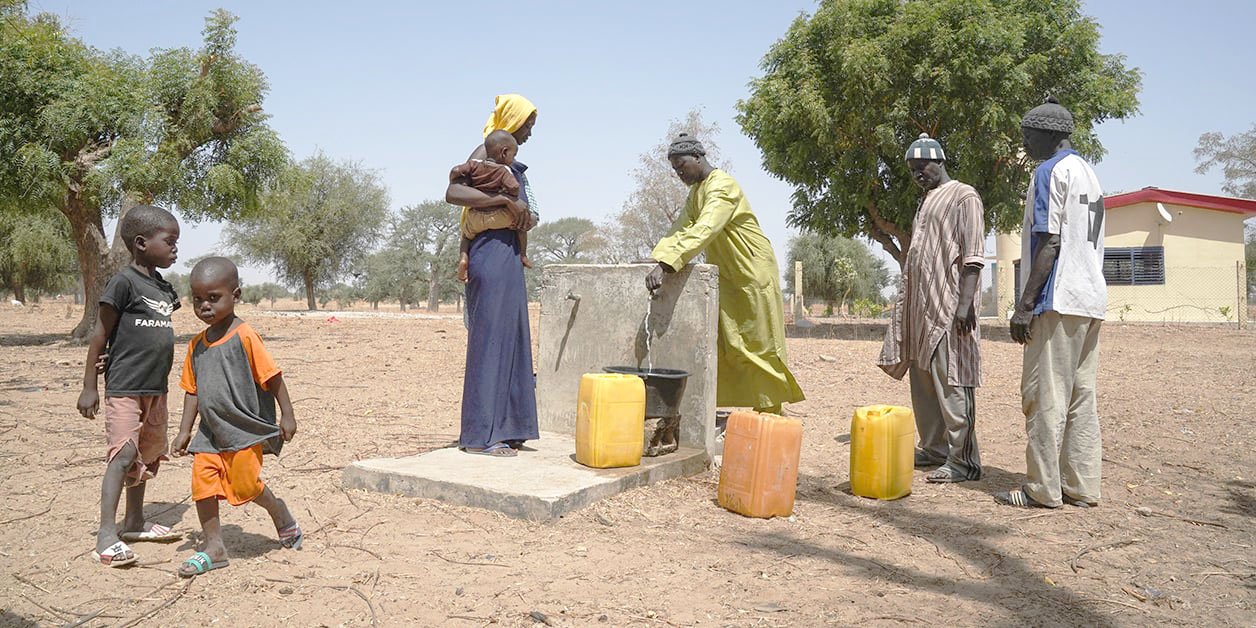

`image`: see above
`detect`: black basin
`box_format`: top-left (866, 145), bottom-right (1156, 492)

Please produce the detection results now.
top-left (602, 366), bottom-right (689, 418)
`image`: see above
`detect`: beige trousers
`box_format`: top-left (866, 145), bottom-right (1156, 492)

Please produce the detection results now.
top-left (1021, 311), bottom-right (1102, 507)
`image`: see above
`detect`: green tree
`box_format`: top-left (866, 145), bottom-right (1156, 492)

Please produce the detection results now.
top-left (164, 271), bottom-right (191, 306)
top-left (530, 217), bottom-right (604, 264)
top-left (601, 110), bottom-right (727, 262)
top-left (0, 210), bottom-right (77, 303)
top-left (785, 233), bottom-right (890, 313)
top-left (257, 282), bottom-right (289, 308)
top-left (404, 201), bottom-right (461, 312)
top-left (1194, 124), bottom-right (1256, 200)
top-left (0, 6), bottom-right (285, 337)
top-left (737, 0), bottom-right (1141, 270)
top-left (1194, 124), bottom-right (1256, 297)
top-left (226, 153), bottom-right (389, 310)
top-left (240, 284), bottom-right (264, 306)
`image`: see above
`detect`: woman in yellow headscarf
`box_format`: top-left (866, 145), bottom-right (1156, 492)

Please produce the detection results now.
top-left (445, 94), bottom-right (540, 457)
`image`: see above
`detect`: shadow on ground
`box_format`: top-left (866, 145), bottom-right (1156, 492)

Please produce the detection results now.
top-left (0, 610), bottom-right (40, 627)
top-left (175, 524), bottom-right (290, 561)
top-left (766, 471), bottom-right (1114, 625)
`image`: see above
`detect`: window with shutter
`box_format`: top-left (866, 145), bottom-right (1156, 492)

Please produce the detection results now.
top-left (1102, 247), bottom-right (1165, 285)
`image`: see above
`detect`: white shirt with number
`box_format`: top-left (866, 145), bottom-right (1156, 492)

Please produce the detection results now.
top-left (1019, 149), bottom-right (1107, 320)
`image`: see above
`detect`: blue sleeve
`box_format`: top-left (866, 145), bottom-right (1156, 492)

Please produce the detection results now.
top-left (1030, 164), bottom-right (1052, 234)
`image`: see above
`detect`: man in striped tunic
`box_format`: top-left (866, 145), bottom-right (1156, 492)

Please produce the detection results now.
top-left (877, 134), bottom-right (985, 483)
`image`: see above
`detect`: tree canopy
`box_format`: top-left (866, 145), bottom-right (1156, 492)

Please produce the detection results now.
top-left (737, 0), bottom-right (1141, 269)
top-left (1194, 124), bottom-right (1256, 201)
top-left (0, 209), bottom-right (77, 303)
top-left (530, 217), bottom-right (604, 264)
top-left (785, 233), bottom-right (890, 312)
top-left (0, 5), bottom-right (285, 336)
top-left (601, 110), bottom-right (726, 262)
top-left (226, 153), bottom-right (389, 310)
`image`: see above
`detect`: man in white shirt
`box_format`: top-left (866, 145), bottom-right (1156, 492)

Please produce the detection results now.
top-left (998, 97), bottom-right (1106, 509)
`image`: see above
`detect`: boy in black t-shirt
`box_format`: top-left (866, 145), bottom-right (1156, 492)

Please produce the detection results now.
top-left (77, 205), bottom-right (183, 567)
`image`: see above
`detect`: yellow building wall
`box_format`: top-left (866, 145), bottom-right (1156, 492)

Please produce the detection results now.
top-left (994, 202), bottom-right (1247, 324)
top-left (1104, 202), bottom-right (1246, 323)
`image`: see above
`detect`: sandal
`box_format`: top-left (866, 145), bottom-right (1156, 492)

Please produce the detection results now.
top-left (278, 522), bottom-right (303, 550)
top-left (91, 540), bottom-right (137, 568)
top-left (120, 521), bottom-right (180, 543)
top-left (178, 551), bottom-right (228, 578)
top-left (1062, 494), bottom-right (1096, 508)
top-left (914, 451), bottom-right (944, 468)
top-left (994, 489), bottom-right (1048, 508)
top-left (462, 443), bottom-right (517, 457)
top-left (926, 465), bottom-right (970, 483)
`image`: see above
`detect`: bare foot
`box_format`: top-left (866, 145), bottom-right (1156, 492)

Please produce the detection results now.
top-left (521, 254), bottom-right (533, 269)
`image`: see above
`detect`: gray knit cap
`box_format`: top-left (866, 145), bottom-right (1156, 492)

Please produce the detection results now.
top-left (667, 133), bottom-right (706, 158)
top-left (905, 133), bottom-right (945, 161)
top-left (1021, 96), bottom-right (1074, 133)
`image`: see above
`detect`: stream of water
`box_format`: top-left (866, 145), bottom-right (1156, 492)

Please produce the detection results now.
top-left (644, 298), bottom-right (653, 373)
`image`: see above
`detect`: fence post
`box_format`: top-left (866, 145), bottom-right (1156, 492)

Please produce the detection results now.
top-left (1240, 260), bottom-right (1248, 330)
top-left (794, 261), bottom-right (804, 320)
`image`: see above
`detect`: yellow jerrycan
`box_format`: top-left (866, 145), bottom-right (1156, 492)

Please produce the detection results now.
top-left (717, 411), bottom-right (803, 518)
top-left (575, 373), bottom-right (645, 468)
top-left (850, 405), bottom-right (915, 500)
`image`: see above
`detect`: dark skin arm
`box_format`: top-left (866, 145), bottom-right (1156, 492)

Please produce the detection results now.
top-left (1010, 233), bottom-right (1062, 344)
top-left (954, 263), bottom-right (981, 335)
top-left (172, 393), bottom-right (198, 455)
top-left (76, 304), bottom-right (119, 417)
top-left (644, 261), bottom-right (675, 293)
top-left (269, 373), bottom-right (297, 441)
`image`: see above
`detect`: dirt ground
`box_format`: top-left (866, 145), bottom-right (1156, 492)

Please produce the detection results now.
top-left (1, 298), bottom-right (1253, 627)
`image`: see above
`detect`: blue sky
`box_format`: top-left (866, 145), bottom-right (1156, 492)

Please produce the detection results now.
top-left (31, 0), bottom-right (1256, 284)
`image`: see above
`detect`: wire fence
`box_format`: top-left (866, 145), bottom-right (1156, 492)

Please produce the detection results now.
top-left (985, 261), bottom-right (1250, 328)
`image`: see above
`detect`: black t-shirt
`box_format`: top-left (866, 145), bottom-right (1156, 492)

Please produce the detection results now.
top-left (101, 267), bottom-right (180, 396)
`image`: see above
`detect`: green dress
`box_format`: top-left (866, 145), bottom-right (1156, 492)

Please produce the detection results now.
top-left (651, 169), bottom-right (805, 409)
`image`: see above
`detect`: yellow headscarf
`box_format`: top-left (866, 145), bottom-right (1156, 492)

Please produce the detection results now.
top-left (482, 94), bottom-right (537, 138)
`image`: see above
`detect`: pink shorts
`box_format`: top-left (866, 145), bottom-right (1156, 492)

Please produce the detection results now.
top-left (104, 395), bottom-right (169, 487)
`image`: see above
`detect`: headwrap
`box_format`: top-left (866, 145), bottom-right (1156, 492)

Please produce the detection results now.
top-left (482, 94), bottom-right (537, 139)
top-left (1021, 96), bottom-right (1074, 133)
top-left (667, 133), bottom-right (706, 158)
top-left (905, 133), bottom-right (946, 161)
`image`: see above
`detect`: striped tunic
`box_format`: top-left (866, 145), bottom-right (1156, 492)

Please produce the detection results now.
top-left (878, 180), bottom-right (985, 387)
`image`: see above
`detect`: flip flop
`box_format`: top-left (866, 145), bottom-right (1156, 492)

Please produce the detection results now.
top-left (926, 465), bottom-right (970, 483)
top-left (120, 521), bottom-right (181, 543)
top-left (993, 489), bottom-right (1049, 509)
top-left (1062, 494), bottom-right (1096, 508)
top-left (91, 540), bottom-right (137, 568)
top-left (462, 443), bottom-right (517, 457)
top-left (178, 551), bottom-right (228, 578)
top-left (278, 522), bottom-right (303, 550)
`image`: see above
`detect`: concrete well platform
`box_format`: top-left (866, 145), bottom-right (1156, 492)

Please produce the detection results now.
top-left (343, 432), bottom-right (708, 521)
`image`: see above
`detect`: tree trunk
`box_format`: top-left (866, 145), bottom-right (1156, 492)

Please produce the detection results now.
top-left (12, 279), bottom-right (26, 304)
top-left (63, 192), bottom-right (141, 340)
top-left (303, 274), bottom-right (316, 310)
top-left (426, 269), bottom-right (440, 312)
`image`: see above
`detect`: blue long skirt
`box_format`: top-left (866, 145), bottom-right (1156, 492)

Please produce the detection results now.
top-left (459, 229), bottom-right (539, 449)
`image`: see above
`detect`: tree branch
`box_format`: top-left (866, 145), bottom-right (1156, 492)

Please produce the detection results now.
top-left (211, 104), bottom-right (262, 136)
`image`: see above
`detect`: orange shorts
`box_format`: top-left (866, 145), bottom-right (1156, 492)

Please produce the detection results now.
top-left (192, 444), bottom-right (265, 506)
